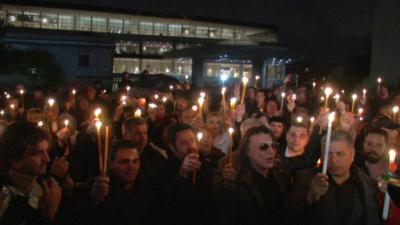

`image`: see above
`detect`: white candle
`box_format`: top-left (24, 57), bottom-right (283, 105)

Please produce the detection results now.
top-left (94, 108), bottom-right (102, 119)
top-left (392, 106), bottom-right (399, 123)
top-left (383, 149), bottom-right (397, 220)
top-left (241, 77), bottom-right (249, 104)
top-left (48, 98), bottom-right (55, 108)
top-left (230, 97), bottom-right (237, 111)
top-left (324, 87), bottom-right (333, 108)
top-left (134, 109), bottom-right (142, 117)
top-left (64, 119), bottom-right (69, 128)
top-left (322, 112), bottom-right (336, 174)
top-left (296, 116), bottom-right (303, 123)
top-left (280, 92), bottom-right (286, 111)
top-left (378, 77), bottom-right (382, 90)
top-left (351, 94), bottom-right (358, 113)
top-left (255, 75), bottom-right (260, 88)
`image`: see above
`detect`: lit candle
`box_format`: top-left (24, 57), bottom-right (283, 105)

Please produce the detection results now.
top-left (200, 92), bottom-right (206, 99)
top-left (358, 108), bottom-right (364, 117)
top-left (255, 75), bottom-right (260, 88)
top-left (312, 82), bottom-right (316, 89)
top-left (95, 121), bottom-right (103, 174)
top-left (362, 89), bottom-right (367, 100)
top-left (148, 103), bottom-right (157, 109)
top-left (0, 110), bottom-right (4, 118)
top-left (351, 94), bottom-right (358, 113)
top-left (10, 104), bottom-right (15, 110)
top-left (198, 97), bottom-right (205, 115)
top-left (392, 106), bottom-right (399, 123)
top-left (103, 126), bottom-right (109, 176)
top-left (241, 77), bottom-right (249, 104)
top-left (230, 97), bottom-right (237, 111)
top-left (94, 108), bottom-right (102, 120)
top-left (134, 109), bottom-right (141, 117)
top-left (121, 95), bottom-right (127, 105)
top-left (19, 89), bottom-right (24, 109)
top-left (192, 105), bottom-right (198, 112)
top-left (221, 87), bottom-right (227, 112)
top-left (126, 86), bottom-right (131, 97)
top-left (193, 132), bottom-right (203, 184)
top-left (48, 98), bottom-right (55, 108)
top-left (162, 96), bottom-right (168, 103)
top-left (228, 128), bottom-right (234, 164)
top-left (72, 89), bottom-right (77, 106)
top-left (169, 85), bottom-right (174, 91)
top-left (377, 77), bottom-right (382, 90)
top-left (322, 112), bottom-right (336, 174)
top-left (296, 116), bottom-right (303, 123)
top-left (383, 149), bottom-right (397, 220)
top-left (310, 117), bottom-right (315, 133)
top-left (64, 119), bottom-right (69, 128)
top-left (37, 121), bottom-right (44, 127)
top-left (280, 92), bottom-right (286, 112)
top-left (324, 87), bottom-right (333, 108)
top-left (334, 94), bottom-right (341, 103)
top-left (154, 94), bottom-right (159, 100)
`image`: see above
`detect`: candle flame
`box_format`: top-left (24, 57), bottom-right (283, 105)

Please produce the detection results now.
top-left (94, 108), bottom-right (102, 117)
top-left (255, 75), bottom-right (260, 80)
top-left (228, 127), bottom-right (234, 135)
top-left (162, 96), bottom-right (168, 102)
top-left (200, 92), bottom-right (206, 98)
top-left (197, 132), bottom-right (203, 141)
top-left (148, 103), bottom-right (157, 109)
top-left (377, 77), bottom-right (382, 83)
top-left (389, 149), bottom-right (396, 164)
top-left (242, 77), bottom-right (249, 84)
top-left (324, 87), bottom-right (333, 96)
top-left (38, 121), bottom-right (44, 127)
top-left (95, 121), bottom-right (102, 131)
top-left (296, 116), bottom-right (303, 123)
top-left (48, 98), bottom-right (55, 106)
top-left (134, 109), bottom-right (141, 117)
top-left (221, 87), bottom-right (226, 95)
top-left (352, 94), bottom-right (358, 100)
top-left (72, 89), bottom-right (76, 95)
top-left (64, 119), bottom-right (69, 127)
top-left (192, 105), bottom-right (198, 111)
top-left (328, 112), bottom-right (336, 123)
top-left (281, 92), bottom-right (286, 98)
top-left (393, 106), bottom-right (399, 114)
top-left (154, 94), bottom-right (159, 100)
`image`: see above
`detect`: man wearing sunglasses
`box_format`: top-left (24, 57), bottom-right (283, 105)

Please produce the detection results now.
top-left (217, 125), bottom-right (291, 225)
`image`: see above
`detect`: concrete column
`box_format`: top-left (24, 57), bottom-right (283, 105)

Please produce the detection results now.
top-left (192, 57), bottom-right (204, 87)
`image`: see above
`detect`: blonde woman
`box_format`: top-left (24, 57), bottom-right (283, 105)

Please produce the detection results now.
top-left (205, 112), bottom-right (232, 154)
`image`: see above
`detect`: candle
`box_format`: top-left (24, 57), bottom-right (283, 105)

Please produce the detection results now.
top-left (103, 126), bottom-right (109, 176)
top-left (37, 121), bottom-right (44, 127)
top-left (19, 89), bottom-right (24, 108)
top-left (0, 110), bottom-right (4, 118)
top-left (200, 92), bottom-right (206, 99)
top-left (334, 94), bottom-right (341, 103)
top-left (221, 87), bottom-right (227, 112)
top-left (317, 158), bottom-right (322, 168)
top-left (9, 104), bottom-right (15, 110)
top-left (148, 103), bottom-right (158, 109)
top-left (324, 87), bottom-right (333, 108)
top-left (193, 132), bottom-right (203, 184)
top-left (230, 97), bottom-right (237, 111)
top-left (169, 85), bottom-right (174, 91)
top-left (255, 75), bottom-right (260, 88)
top-left (241, 77), bottom-right (249, 104)
top-left (351, 94), bottom-right (358, 113)
top-left (192, 105), bottom-right (198, 112)
top-left (358, 108), bottom-right (364, 117)
top-left (162, 96), bottom-right (168, 103)
top-left (312, 82), bottom-right (316, 89)
top-left (198, 97), bottom-right (205, 115)
top-left (185, 75), bottom-right (189, 83)
top-left (310, 117), bottom-right (315, 133)
top-left (362, 89), bottom-right (367, 100)
top-left (95, 121), bottom-right (103, 174)
top-left (94, 108), bottom-right (102, 119)
top-left (383, 149), bottom-right (397, 220)
top-left (392, 106), bottom-right (399, 123)
top-left (296, 116), bottom-right (303, 123)
top-left (64, 119), bottom-right (69, 128)
top-left (377, 77), bottom-right (382, 90)
top-left (280, 92), bottom-right (286, 111)
top-left (228, 128), bottom-right (234, 164)
top-left (134, 109), bottom-right (141, 117)
top-left (126, 86), bottom-right (131, 97)
top-left (322, 112), bottom-right (336, 174)
top-left (341, 90), bottom-right (345, 95)
top-left (48, 98), bottom-right (55, 108)
top-left (154, 94), bottom-right (159, 100)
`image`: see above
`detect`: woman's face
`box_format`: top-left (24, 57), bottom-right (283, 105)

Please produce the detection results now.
top-left (266, 101), bottom-right (278, 115)
top-left (256, 92), bottom-right (265, 105)
top-left (206, 115), bottom-right (221, 135)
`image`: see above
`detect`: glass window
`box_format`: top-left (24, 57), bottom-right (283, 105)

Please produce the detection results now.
top-left (123, 19), bottom-right (138, 34)
top-left (142, 41), bottom-right (173, 55)
top-left (76, 15), bottom-right (91, 31)
top-left (141, 59), bottom-right (173, 74)
top-left (182, 25), bottom-right (195, 37)
top-left (109, 18), bottom-right (123, 33)
top-left (209, 27), bottom-right (222, 39)
top-left (175, 43), bottom-right (202, 50)
top-left (92, 16), bottom-right (107, 32)
top-left (115, 41), bottom-right (140, 54)
top-left (22, 10), bottom-right (41, 28)
top-left (58, 14), bottom-right (74, 30)
top-left (204, 62), bottom-right (244, 78)
top-left (6, 9), bottom-right (23, 27)
top-left (168, 24), bottom-right (181, 36)
top-left (154, 22), bottom-right (168, 35)
top-left (174, 58), bottom-right (192, 76)
top-left (222, 28), bottom-right (234, 39)
top-left (196, 26), bottom-right (209, 38)
top-left (113, 58), bottom-right (140, 74)
top-left (139, 21), bottom-right (153, 35)
top-left (41, 13), bottom-right (58, 29)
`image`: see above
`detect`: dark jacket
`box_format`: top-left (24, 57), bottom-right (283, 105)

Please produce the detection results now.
top-left (149, 156), bottom-right (218, 225)
top-left (217, 162), bottom-right (292, 225)
top-left (285, 166), bottom-right (382, 225)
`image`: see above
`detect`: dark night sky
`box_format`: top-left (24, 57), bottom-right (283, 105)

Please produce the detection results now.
top-left (19, 0), bottom-right (376, 63)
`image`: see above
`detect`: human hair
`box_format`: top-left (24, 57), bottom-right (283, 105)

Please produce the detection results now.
top-left (364, 128), bottom-right (389, 144)
top-left (167, 123), bottom-right (194, 147)
top-left (321, 130), bottom-right (354, 152)
top-left (0, 122), bottom-right (49, 170)
top-left (240, 119), bottom-right (265, 137)
top-left (269, 116), bottom-right (285, 124)
top-left (110, 140), bottom-right (138, 162)
top-left (122, 117), bottom-right (147, 135)
top-left (238, 126), bottom-right (274, 175)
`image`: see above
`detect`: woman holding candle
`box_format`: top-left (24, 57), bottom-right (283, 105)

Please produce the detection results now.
top-left (205, 112), bottom-right (232, 154)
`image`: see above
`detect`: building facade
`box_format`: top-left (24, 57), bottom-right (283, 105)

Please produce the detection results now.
top-left (0, 2), bottom-right (297, 87)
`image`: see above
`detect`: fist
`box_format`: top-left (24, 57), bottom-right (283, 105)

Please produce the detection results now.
top-left (91, 176), bottom-right (110, 203)
top-left (307, 173), bottom-right (329, 205)
top-left (179, 153), bottom-right (201, 178)
top-left (40, 178), bottom-right (62, 220)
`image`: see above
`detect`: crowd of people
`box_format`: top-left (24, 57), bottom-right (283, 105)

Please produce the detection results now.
top-left (0, 76), bottom-right (399, 225)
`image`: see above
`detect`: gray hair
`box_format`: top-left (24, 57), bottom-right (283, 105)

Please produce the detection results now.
top-left (321, 130), bottom-right (354, 152)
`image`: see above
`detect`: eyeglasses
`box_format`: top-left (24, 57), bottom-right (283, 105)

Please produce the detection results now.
top-left (250, 142), bottom-right (278, 151)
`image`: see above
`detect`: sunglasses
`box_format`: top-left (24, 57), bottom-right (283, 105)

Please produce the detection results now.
top-left (251, 142), bottom-right (278, 151)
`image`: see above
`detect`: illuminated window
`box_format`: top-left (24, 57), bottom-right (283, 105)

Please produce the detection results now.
top-left (115, 41), bottom-right (140, 54)
top-left (142, 42), bottom-right (173, 55)
top-left (109, 18), bottom-right (123, 33)
top-left (139, 21), bottom-right (153, 35)
top-left (40, 13), bottom-right (58, 29)
top-left (113, 58), bottom-right (140, 74)
top-left (58, 14), bottom-right (74, 30)
top-left (196, 26), bottom-right (209, 38)
top-left (174, 58), bottom-right (192, 76)
top-left (123, 19), bottom-right (138, 34)
top-left (168, 24), bottom-right (181, 36)
top-left (76, 15), bottom-right (91, 31)
top-left (154, 22), bottom-right (168, 35)
top-left (92, 16), bottom-right (107, 32)
top-left (22, 10), bottom-right (41, 28)
top-left (141, 59), bottom-right (173, 74)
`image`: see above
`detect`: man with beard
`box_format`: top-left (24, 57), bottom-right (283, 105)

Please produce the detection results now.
top-left (357, 128), bottom-right (389, 181)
